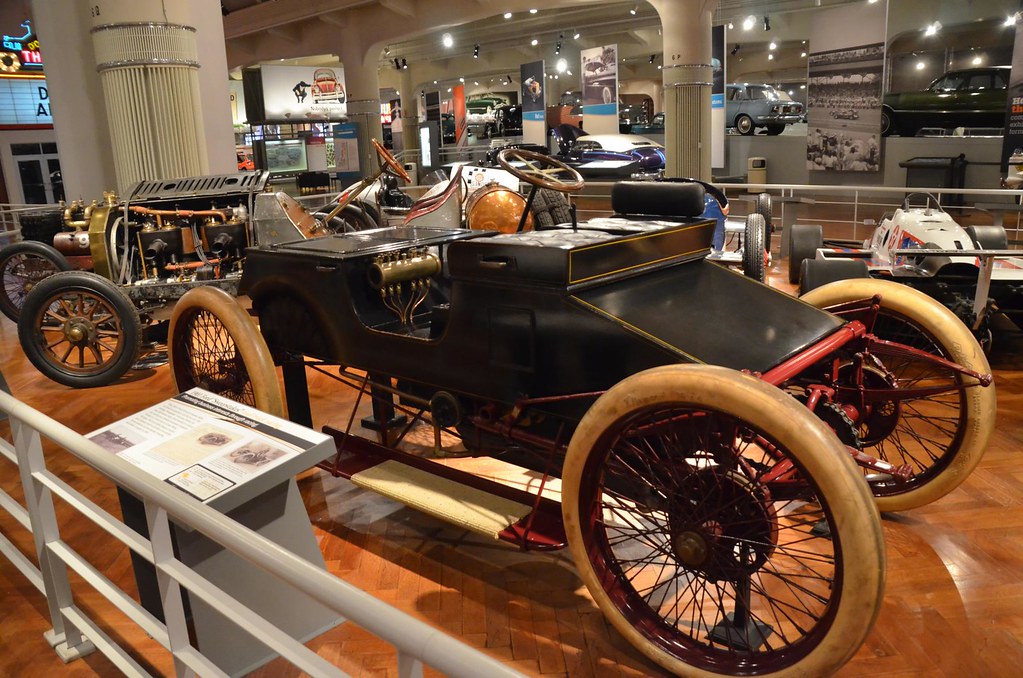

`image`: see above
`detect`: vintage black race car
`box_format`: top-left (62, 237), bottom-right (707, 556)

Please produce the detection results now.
top-left (167, 151), bottom-right (994, 677)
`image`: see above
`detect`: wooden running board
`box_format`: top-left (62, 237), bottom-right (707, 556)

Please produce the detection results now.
top-left (350, 460), bottom-right (532, 540)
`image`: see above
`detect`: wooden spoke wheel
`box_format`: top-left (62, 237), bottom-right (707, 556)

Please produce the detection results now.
top-left (801, 278), bottom-right (995, 512)
top-left (562, 364), bottom-right (884, 677)
top-left (169, 286), bottom-right (284, 417)
top-left (497, 148), bottom-right (584, 192)
top-left (18, 271), bottom-right (141, 388)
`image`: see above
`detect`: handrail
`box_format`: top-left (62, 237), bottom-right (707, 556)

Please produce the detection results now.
top-left (0, 390), bottom-right (525, 678)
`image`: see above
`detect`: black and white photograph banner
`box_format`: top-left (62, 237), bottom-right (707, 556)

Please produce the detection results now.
top-left (806, 0), bottom-right (887, 172)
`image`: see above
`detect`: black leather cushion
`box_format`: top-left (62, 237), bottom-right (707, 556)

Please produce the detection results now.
top-left (611, 180), bottom-right (706, 218)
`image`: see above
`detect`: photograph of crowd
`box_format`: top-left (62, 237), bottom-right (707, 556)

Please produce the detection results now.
top-left (806, 43), bottom-right (884, 172)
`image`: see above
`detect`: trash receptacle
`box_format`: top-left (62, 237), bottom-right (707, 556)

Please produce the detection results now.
top-left (747, 157), bottom-right (767, 185)
top-left (899, 154), bottom-right (967, 206)
top-left (402, 162), bottom-right (418, 186)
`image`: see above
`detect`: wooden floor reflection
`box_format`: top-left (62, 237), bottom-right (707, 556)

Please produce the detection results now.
top-left (1, 260), bottom-right (1022, 677)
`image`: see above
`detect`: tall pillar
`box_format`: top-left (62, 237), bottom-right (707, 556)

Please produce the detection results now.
top-left (649, 0), bottom-right (717, 180)
top-left (30, 0), bottom-right (234, 198)
top-left (338, 40), bottom-right (384, 179)
top-left (30, 0), bottom-right (116, 200)
top-left (397, 68), bottom-right (419, 158)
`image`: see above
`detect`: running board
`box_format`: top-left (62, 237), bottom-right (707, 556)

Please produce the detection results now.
top-left (320, 426), bottom-right (567, 550)
top-left (351, 460), bottom-right (531, 539)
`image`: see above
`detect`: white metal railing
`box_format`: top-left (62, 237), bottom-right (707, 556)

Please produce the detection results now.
top-left (0, 203), bottom-right (62, 242)
top-left (0, 390), bottom-right (525, 678)
top-left (573, 182), bottom-right (1023, 245)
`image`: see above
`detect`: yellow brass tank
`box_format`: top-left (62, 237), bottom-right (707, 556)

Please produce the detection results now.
top-left (465, 183), bottom-right (533, 233)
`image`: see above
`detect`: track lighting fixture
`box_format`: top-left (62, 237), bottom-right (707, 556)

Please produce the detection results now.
top-left (473, 44), bottom-right (479, 59)
top-left (629, 5), bottom-right (638, 15)
top-left (730, 44), bottom-right (740, 56)
top-left (393, 57), bottom-right (401, 70)
top-left (401, 58), bottom-right (408, 69)
top-left (763, 16), bottom-right (771, 31)
top-left (649, 54), bottom-right (655, 64)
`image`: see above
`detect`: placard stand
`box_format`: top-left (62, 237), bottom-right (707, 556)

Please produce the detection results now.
top-left (104, 389), bottom-right (343, 676)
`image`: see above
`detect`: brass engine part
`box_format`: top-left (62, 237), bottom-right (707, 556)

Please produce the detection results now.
top-left (63, 199), bottom-right (96, 230)
top-left (465, 183), bottom-right (534, 233)
top-left (368, 251), bottom-right (441, 289)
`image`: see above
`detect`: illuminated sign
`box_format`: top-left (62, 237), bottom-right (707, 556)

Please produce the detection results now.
top-left (0, 76), bottom-right (52, 125)
top-left (2, 21), bottom-right (42, 71)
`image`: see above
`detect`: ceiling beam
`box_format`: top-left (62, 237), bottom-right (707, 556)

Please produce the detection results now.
top-left (380, 0), bottom-right (417, 18)
top-left (318, 11), bottom-right (349, 29)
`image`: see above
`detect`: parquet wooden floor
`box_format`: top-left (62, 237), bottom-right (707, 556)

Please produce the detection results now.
top-left (1, 261), bottom-right (1022, 677)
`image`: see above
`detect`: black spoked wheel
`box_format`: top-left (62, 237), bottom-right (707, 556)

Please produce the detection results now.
top-left (801, 278), bottom-right (995, 511)
top-left (18, 271), bottom-right (141, 388)
top-left (563, 365), bottom-right (884, 677)
top-left (742, 213), bottom-right (767, 283)
top-left (0, 241), bottom-right (71, 322)
top-left (169, 286), bottom-right (284, 417)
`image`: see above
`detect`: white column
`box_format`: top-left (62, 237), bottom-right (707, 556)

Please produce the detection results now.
top-left (649, 0), bottom-right (717, 180)
top-left (398, 68), bottom-right (420, 157)
top-left (338, 40), bottom-right (384, 177)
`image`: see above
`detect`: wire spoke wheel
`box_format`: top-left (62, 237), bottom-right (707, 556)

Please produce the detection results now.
top-left (563, 365), bottom-right (883, 676)
top-left (170, 286), bottom-right (284, 417)
top-left (801, 278), bottom-right (995, 511)
top-left (18, 271), bottom-right (140, 388)
top-left (0, 241), bottom-right (71, 321)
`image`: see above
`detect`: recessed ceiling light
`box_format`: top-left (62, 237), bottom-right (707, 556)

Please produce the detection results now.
top-left (727, 22), bottom-right (733, 30)
top-left (474, 81), bottom-right (479, 85)
top-left (769, 42), bottom-right (776, 50)
top-left (459, 77), bottom-right (464, 82)
top-left (556, 58), bottom-right (567, 72)
top-left (573, 32), bottom-right (580, 39)
top-left (442, 33), bottom-right (453, 48)
top-left (800, 51), bottom-right (807, 57)
top-left (742, 15), bottom-right (755, 31)
top-left (630, 5), bottom-right (637, 15)
top-left (916, 61), bottom-right (926, 70)
top-left (973, 55), bottom-right (982, 65)
top-left (504, 12), bottom-right (512, 19)
top-left (531, 38), bottom-right (538, 46)
top-left (529, 8), bottom-right (537, 13)
top-left (1006, 14), bottom-right (1019, 27)
top-left (768, 54), bottom-right (774, 60)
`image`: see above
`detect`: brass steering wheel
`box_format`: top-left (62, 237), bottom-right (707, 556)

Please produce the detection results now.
top-left (372, 137), bottom-right (411, 183)
top-left (497, 148), bottom-right (584, 193)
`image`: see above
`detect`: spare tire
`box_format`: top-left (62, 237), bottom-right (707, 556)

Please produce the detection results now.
top-left (799, 258), bottom-right (870, 295)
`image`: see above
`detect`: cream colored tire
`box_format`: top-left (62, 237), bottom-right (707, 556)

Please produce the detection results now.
top-left (562, 364), bottom-right (885, 677)
top-left (169, 286), bottom-right (285, 417)
top-left (801, 278), bottom-right (995, 512)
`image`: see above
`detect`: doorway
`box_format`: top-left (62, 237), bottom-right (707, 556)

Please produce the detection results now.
top-left (11, 142), bottom-right (64, 204)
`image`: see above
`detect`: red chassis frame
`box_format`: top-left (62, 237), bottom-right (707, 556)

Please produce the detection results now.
top-left (313, 295), bottom-right (991, 552)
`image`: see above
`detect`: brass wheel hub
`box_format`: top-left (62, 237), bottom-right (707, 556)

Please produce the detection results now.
top-left (673, 529), bottom-right (711, 567)
top-left (64, 317), bottom-right (94, 344)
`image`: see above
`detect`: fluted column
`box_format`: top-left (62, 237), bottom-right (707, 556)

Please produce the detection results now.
top-left (648, 0), bottom-right (717, 180)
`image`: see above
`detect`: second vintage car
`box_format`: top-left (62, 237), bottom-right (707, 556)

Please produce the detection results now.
top-left (726, 83), bottom-right (805, 135)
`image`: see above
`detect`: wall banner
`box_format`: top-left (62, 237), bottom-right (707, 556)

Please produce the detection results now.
top-left (712, 25), bottom-right (725, 169)
top-left (581, 44), bottom-right (619, 134)
top-left (805, 1), bottom-right (886, 172)
top-left (520, 60), bottom-right (546, 145)
top-left (260, 64), bottom-right (347, 121)
top-left (1001, 22), bottom-right (1023, 175)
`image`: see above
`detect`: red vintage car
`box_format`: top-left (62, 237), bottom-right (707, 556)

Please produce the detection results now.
top-left (311, 68), bottom-right (345, 104)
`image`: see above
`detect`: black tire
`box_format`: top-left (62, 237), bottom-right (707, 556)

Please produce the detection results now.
top-left (787, 223), bottom-right (823, 284)
top-left (313, 203), bottom-right (378, 233)
top-left (530, 188), bottom-right (574, 229)
top-left (798, 258), bottom-right (869, 295)
top-left (965, 225), bottom-right (1008, 250)
top-left (765, 124), bottom-right (785, 136)
top-left (169, 286), bottom-right (285, 417)
top-left (0, 241), bottom-right (72, 322)
top-left (743, 213), bottom-right (767, 283)
top-left (755, 192), bottom-right (773, 232)
top-left (880, 109), bottom-right (895, 137)
top-left (18, 270), bottom-right (141, 388)
top-left (562, 365), bottom-right (885, 676)
top-left (735, 114), bottom-right (755, 135)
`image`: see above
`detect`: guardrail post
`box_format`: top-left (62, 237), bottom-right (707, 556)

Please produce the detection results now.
top-left (11, 417), bottom-right (96, 662)
top-left (397, 651), bottom-right (424, 678)
top-left (144, 500), bottom-right (198, 678)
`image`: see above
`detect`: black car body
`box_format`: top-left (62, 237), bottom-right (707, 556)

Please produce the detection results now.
top-left (882, 66), bottom-right (1009, 136)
